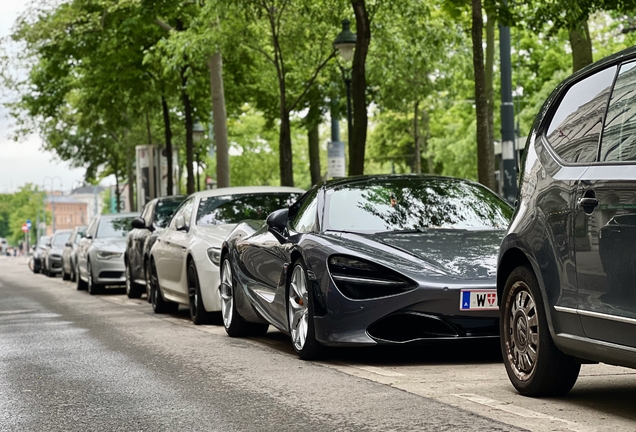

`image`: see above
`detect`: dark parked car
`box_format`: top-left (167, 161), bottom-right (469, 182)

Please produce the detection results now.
top-left (43, 230), bottom-right (72, 277)
top-left (124, 195), bottom-right (186, 299)
top-left (62, 225), bottom-right (87, 281)
top-left (32, 235), bottom-right (51, 273)
top-left (498, 47), bottom-right (636, 397)
top-left (221, 175), bottom-right (512, 359)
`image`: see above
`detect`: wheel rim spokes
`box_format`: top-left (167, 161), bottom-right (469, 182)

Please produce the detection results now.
top-left (288, 266), bottom-right (309, 351)
top-left (220, 262), bottom-right (233, 328)
top-left (188, 268), bottom-right (198, 311)
top-left (506, 282), bottom-right (539, 380)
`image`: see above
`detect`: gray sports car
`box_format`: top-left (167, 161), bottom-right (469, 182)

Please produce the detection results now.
top-left (220, 175), bottom-right (513, 359)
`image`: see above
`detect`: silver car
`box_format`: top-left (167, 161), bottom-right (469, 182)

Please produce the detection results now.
top-left (44, 229), bottom-right (73, 277)
top-left (77, 212), bottom-right (138, 294)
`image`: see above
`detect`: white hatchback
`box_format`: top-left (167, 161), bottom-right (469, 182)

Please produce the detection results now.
top-left (148, 186), bottom-right (304, 324)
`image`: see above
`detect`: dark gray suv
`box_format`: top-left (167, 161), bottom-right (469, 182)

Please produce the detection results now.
top-left (498, 47), bottom-right (636, 397)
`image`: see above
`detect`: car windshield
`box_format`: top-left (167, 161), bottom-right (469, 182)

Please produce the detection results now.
top-left (53, 232), bottom-right (71, 246)
top-left (38, 236), bottom-right (50, 248)
top-left (324, 177), bottom-right (513, 233)
top-left (196, 193), bottom-right (301, 226)
top-left (96, 216), bottom-right (135, 238)
top-left (155, 200), bottom-right (185, 228)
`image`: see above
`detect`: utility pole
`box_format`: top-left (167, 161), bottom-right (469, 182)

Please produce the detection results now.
top-left (499, 23), bottom-right (518, 205)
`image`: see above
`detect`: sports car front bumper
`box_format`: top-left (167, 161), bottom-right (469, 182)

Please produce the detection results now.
top-left (313, 279), bottom-right (499, 347)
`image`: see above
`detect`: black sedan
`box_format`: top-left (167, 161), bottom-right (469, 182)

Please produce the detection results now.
top-left (220, 175), bottom-right (513, 359)
top-left (124, 195), bottom-right (186, 299)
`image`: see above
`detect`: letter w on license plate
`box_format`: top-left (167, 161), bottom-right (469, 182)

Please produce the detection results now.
top-left (459, 289), bottom-right (498, 311)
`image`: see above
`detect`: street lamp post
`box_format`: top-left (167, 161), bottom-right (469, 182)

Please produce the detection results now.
top-left (43, 176), bottom-right (63, 234)
top-left (333, 19), bottom-right (357, 149)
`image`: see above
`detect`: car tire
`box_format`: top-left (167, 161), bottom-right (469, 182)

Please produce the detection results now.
top-left (287, 259), bottom-right (322, 360)
top-left (501, 265), bottom-right (580, 397)
top-left (76, 264), bottom-right (87, 291)
top-left (150, 261), bottom-right (178, 314)
top-left (62, 269), bottom-right (70, 281)
top-left (188, 261), bottom-right (214, 325)
top-left (220, 258), bottom-right (267, 337)
top-left (145, 259), bottom-right (152, 303)
top-left (125, 261), bottom-right (143, 299)
top-left (86, 260), bottom-right (103, 295)
top-left (70, 262), bottom-right (76, 282)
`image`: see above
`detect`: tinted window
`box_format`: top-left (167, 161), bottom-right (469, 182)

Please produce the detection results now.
top-left (196, 193), bottom-right (300, 226)
top-left (290, 191), bottom-right (318, 233)
top-left (546, 66), bottom-right (616, 163)
top-left (600, 61), bottom-right (636, 162)
top-left (52, 232), bottom-right (71, 246)
top-left (96, 216), bottom-right (135, 238)
top-left (324, 178), bottom-right (512, 233)
top-left (155, 199), bottom-right (185, 228)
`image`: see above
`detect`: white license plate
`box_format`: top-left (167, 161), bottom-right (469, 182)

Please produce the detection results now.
top-left (459, 289), bottom-right (498, 311)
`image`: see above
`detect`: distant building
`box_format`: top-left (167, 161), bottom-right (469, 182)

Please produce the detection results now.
top-left (71, 185), bottom-right (105, 222)
top-left (45, 196), bottom-right (88, 235)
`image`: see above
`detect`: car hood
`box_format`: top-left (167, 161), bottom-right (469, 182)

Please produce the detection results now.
top-left (92, 237), bottom-right (127, 252)
top-left (323, 229), bottom-right (504, 280)
top-left (48, 246), bottom-right (64, 256)
top-left (193, 224), bottom-right (237, 247)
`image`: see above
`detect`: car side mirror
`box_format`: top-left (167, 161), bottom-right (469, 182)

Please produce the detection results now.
top-left (46, 241), bottom-right (52, 247)
top-left (84, 234), bottom-right (92, 240)
top-left (131, 217), bottom-right (147, 230)
top-left (266, 209), bottom-right (289, 236)
top-left (174, 215), bottom-right (188, 232)
top-left (65, 242), bottom-right (72, 247)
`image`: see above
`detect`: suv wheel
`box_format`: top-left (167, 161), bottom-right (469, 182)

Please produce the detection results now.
top-left (501, 265), bottom-right (580, 396)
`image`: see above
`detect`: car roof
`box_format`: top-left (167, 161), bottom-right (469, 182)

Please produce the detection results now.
top-left (53, 229), bottom-right (73, 234)
top-left (99, 212), bottom-right (139, 220)
top-left (322, 174), bottom-right (480, 189)
top-left (153, 195), bottom-right (187, 203)
top-left (190, 186), bottom-right (305, 199)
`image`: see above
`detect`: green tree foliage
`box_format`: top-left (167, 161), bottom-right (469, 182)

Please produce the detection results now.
top-left (0, 185), bottom-right (47, 245)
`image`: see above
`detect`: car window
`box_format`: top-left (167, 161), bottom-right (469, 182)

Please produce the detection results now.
top-left (141, 202), bottom-right (154, 227)
top-left (546, 65), bottom-right (617, 164)
top-left (290, 191), bottom-right (318, 233)
top-left (169, 198), bottom-right (194, 229)
top-left (155, 199), bottom-right (185, 228)
top-left (96, 216), bottom-right (135, 238)
top-left (600, 61), bottom-right (636, 162)
top-left (196, 193), bottom-right (300, 226)
top-left (324, 178), bottom-right (513, 233)
top-left (53, 232), bottom-right (71, 246)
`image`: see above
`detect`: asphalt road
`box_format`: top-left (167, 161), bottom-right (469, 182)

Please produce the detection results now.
top-left (1, 257), bottom-right (635, 432)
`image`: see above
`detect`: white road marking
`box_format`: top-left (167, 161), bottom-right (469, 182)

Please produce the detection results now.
top-left (453, 393), bottom-right (597, 432)
top-left (0, 309), bottom-right (35, 315)
top-left (353, 365), bottom-right (405, 377)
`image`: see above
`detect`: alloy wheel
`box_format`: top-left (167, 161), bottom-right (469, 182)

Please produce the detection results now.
top-left (188, 265), bottom-right (198, 313)
top-left (125, 264), bottom-right (132, 296)
top-left (288, 265), bottom-right (309, 352)
top-left (504, 281), bottom-right (539, 381)
top-left (220, 260), bottom-right (233, 328)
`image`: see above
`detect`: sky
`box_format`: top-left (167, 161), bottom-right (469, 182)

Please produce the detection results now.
top-left (0, 0), bottom-right (104, 194)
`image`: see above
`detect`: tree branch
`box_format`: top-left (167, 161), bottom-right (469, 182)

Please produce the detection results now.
top-left (288, 50), bottom-right (336, 113)
top-left (155, 18), bottom-right (176, 32)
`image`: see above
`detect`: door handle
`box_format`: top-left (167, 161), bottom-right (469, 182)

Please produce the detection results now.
top-left (181, 246), bottom-right (187, 251)
top-left (578, 197), bottom-right (599, 208)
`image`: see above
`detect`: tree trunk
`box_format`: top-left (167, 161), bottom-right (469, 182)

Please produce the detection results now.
top-left (181, 67), bottom-right (195, 194)
top-left (145, 111), bottom-right (152, 144)
top-left (349, 0), bottom-right (371, 176)
top-left (278, 72), bottom-right (294, 186)
top-left (279, 108), bottom-right (294, 187)
top-left (308, 125), bottom-right (321, 185)
top-left (127, 153), bottom-right (135, 211)
top-left (569, 19), bottom-right (593, 73)
top-left (485, 13), bottom-right (495, 152)
top-left (161, 96), bottom-right (174, 195)
top-left (114, 173), bottom-right (121, 214)
top-left (472, 0), bottom-right (496, 190)
top-left (422, 108), bottom-right (433, 173)
top-left (413, 100), bottom-right (421, 174)
top-left (208, 51), bottom-right (230, 188)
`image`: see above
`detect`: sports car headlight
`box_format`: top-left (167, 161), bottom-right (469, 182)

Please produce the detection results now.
top-left (96, 251), bottom-right (122, 260)
top-left (328, 255), bottom-right (416, 300)
top-left (207, 247), bottom-right (221, 266)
